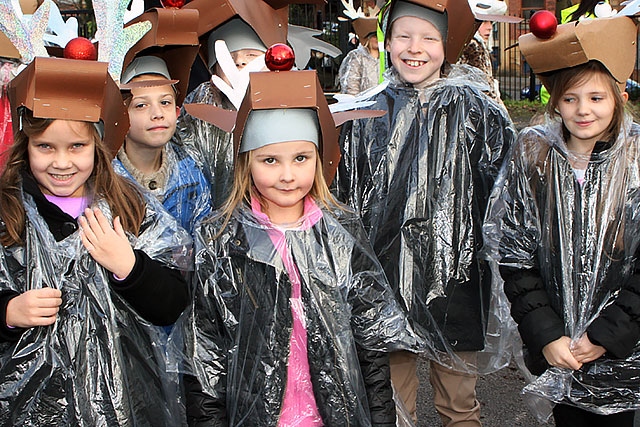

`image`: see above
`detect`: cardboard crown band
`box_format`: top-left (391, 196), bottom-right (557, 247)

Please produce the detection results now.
top-left (519, 16), bottom-right (638, 85)
top-left (9, 57), bottom-right (129, 157)
top-left (122, 7), bottom-right (200, 106)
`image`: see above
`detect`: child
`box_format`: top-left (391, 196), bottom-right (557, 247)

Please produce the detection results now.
top-left (484, 15), bottom-right (640, 426)
top-left (175, 64), bottom-right (425, 425)
top-left (334, 0), bottom-right (516, 424)
top-left (178, 0), bottom-right (278, 207)
top-left (0, 56), bottom-right (191, 425)
top-left (115, 7), bottom-right (212, 235)
top-left (338, 4), bottom-right (380, 95)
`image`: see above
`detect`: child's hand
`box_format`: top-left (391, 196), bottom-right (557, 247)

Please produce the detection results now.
top-left (5, 288), bottom-right (62, 328)
top-left (570, 334), bottom-right (606, 364)
top-left (79, 208), bottom-right (136, 279)
top-left (542, 336), bottom-right (583, 370)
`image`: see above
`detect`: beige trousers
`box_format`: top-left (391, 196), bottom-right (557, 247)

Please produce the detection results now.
top-left (429, 352), bottom-right (481, 427)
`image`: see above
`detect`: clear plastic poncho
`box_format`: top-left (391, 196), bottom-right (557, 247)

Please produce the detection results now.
top-left (177, 80), bottom-right (235, 209)
top-left (338, 44), bottom-right (380, 95)
top-left (0, 190), bottom-right (192, 426)
top-left (334, 64), bottom-right (518, 373)
top-left (483, 114), bottom-right (640, 417)
top-left (170, 200), bottom-right (426, 426)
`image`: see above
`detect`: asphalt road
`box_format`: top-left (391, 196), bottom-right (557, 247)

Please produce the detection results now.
top-left (413, 355), bottom-right (640, 427)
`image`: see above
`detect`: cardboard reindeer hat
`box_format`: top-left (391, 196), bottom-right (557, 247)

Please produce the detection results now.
top-left (184, 45), bottom-right (384, 184)
top-left (381, 0), bottom-right (478, 64)
top-left (121, 7), bottom-right (200, 106)
top-left (519, 15), bottom-right (638, 89)
top-left (9, 56), bottom-right (129, 157)
top-left (339, 0), bottom-right (380, 44)
top-left (183, 0), bottom-right (328, 71)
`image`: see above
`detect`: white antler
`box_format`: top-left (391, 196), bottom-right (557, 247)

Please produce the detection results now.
top-left (210, 40), bottom-right (266, 110)
top-left (339, 0), bottom-right (366, 21)
top-left (43, 1), bottom-right (78, 48)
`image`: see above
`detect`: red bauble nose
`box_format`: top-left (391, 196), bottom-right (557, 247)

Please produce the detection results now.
top-left (529, 10), bottom-right (558, 40)
top-left (160, 0), bottom-right (185, 7)
top-left (265, 43), bottom-right (295, 71)
top-left (63, 37), bottom-right (98, 61)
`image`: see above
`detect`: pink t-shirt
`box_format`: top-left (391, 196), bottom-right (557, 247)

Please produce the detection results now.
top-left (44, 194), bottom-right (89, 219)
top-left (251, 197), bottom-right (324, 427)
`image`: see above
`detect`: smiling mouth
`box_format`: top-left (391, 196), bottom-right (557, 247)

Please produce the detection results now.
top-left (404, 59), bottom-right (427, 67)
top-left (50, 173), bottom-right (75, 181)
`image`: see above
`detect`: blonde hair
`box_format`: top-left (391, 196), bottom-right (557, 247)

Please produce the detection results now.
top-left (218, 146), bottom-right (339, 231)
top-left (0, 110), bottom-right (146, 246)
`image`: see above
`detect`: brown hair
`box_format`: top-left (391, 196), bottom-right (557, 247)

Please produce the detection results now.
top-left (0, 110), bottom-right (146, 246)
top-left (545, 61), bottom-right (627, 144)
top-left (217, 146), bottom-right (340, 232)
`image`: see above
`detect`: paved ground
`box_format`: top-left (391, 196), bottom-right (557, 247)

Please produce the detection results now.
top-left (414, 356), bottom-right (547, 426)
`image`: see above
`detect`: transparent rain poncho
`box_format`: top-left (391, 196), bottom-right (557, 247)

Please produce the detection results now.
top-left (334, 64), bottom-right (518, 373)
top-left (177, 81), bottom-right (235, 209)
top-left (483, 114), bottom-right (640, 417)
top-left (169, 200), bottom-right (426, 426)
top-left (0, 190), bottom-right (192, 426)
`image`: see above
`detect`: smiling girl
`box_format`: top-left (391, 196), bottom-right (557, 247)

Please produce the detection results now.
top-left (485, 16), bottom-right (640, 426)
top-left (0, 57), bottom-right (190, 425)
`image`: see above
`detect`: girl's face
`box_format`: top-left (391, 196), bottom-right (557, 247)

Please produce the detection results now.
top-left (28, 119), bottom-right (95, 198)
top-left (250, 140), bottom-right (317, 225)
top-left (557, 73), bottom-right (627, 151)
top-left (386, 15), bottom-right (445, 89)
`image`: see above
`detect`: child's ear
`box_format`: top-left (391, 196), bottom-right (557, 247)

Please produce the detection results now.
top-left (175, 106), bottom-right (181, 116)
top-left (621, 91), bottom-right (629, 104)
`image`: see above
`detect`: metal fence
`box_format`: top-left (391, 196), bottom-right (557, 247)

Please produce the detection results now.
top-left (494, 19), bottom-right (640, 101)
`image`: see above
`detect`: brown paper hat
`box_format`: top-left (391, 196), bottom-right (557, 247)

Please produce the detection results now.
top-left (183, 0), bottom-right (289, 69)
top-left (383, 0), bottom-right (478, 64)
top-left (9, 57), bottom-right (129, 157)
top-left (121, 7), bottom-right (200, 106)
top-left (353, 17), bottom-right (379, 44)
top-left (184, 69), bottom-right (385, 184)
top-left (519, 16), bottom-right (638, 87)
top-left (0, 0), bottom-right (38, 59)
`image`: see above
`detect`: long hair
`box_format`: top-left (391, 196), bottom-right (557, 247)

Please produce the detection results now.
top-left (217, 146), bottom-right (340, 232)
top-left (0, 110), bottom-right (146, 247)
top-left (545, 61), bottom-right (627, 145)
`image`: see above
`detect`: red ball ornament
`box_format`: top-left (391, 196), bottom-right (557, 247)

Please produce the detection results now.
top-left (160, 0), bottom-right (185, 8)
top-left (529, 10), bottom-right (558, 40)
top-left (265, 43), bottom-right (295, 71)
top-left (63, 37), bottom-right (97, 60)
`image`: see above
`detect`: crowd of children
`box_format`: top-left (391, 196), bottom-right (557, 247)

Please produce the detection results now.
top-left (0, 0), bottom-right (640, 426)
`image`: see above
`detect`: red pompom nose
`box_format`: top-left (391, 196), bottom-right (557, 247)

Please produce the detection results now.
top-left (265, 43), bottom-right (295, 71)
top-left (529, 10), bottom-right (558, 40)
top-left (63, 37), bottom-right (98, 60)
top-left (160, 0), bottom-right (185, 8)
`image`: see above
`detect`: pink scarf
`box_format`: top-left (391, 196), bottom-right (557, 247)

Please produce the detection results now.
top-left (251, 196), bottom-right (324, 427)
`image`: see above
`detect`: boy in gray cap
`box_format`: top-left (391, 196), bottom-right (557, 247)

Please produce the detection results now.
top-left (334, 0), bottom-right (517, 425)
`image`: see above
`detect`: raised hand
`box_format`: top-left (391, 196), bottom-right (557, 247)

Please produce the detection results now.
top-left (79, 208), bottom-right (136, 279)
